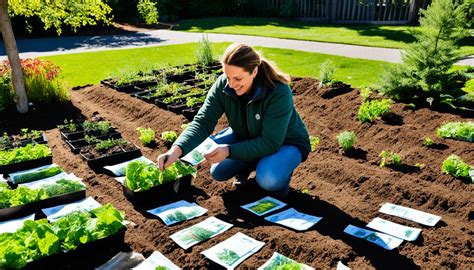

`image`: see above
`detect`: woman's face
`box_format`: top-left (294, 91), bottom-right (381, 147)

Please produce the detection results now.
top-left (223, 64), bottom-right (257, 96)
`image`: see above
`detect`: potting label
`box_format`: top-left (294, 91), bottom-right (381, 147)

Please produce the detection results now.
top-left (201, 232), bottom-right (264, 269)
top-left (344, 225), bottom-right (403, 250)
top-left (170, 216), bottom-right (233, 249)
top-left (9, 163), bottom-right (62, 184)
top-left (180, 138), bottom-right (218, 166)
top-left (337, 261), bottom-right (351, 270)
top-left (147, 200), bottom-right (208, 226)
top-left (258, 252), bottom-right (314, 270)
top-left (42, 197), bottom-right (102, 222)
top-left (367, 217), bottom-right (421, 241)
top-left (20, 173), bottom-right (83, 189)
top-left (379, 203), bottom-right (441, 226)
top-left (104, 156), bottom-right (154, 176)
top-left (0, 214), bottom-right (35, 234)
top-left (241, 196), bottom-right (287, 216)
top-left (264, 208), bottom-right (322, 231)
top-left (132, 251), bottom-right (180, 270)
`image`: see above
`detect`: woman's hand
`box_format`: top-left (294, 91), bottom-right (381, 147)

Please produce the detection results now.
top-left (156, 145), bottom-right (183, 171)
top-left (204, 145), bottom-right (230, 164)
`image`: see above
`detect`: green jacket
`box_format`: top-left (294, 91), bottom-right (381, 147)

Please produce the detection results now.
top-left (174, 74), bottom-right (311, 162)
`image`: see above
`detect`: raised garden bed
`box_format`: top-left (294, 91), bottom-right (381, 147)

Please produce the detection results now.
top-left (80, 143), bottom-right (142, 170)
top-left (122, 175), bottom-right (192, 204)
top-left (65, 132), bottom-right (122, 154)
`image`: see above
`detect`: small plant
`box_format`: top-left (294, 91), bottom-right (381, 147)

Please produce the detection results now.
top-left (82, 120), bottom-right (112, 135)
top-left (437, 122), bottom-right (474, 142)
top-left (0, 132), bottom-right (11, 150)
top-left (422, 137), bottom-right (435, 147)
top-left (136, 127), bottom-right (155, 146)
top-left (196, 35), bottom-right (214, 66)
top-left (20, 128), bottom-right (42, 140)
top-left (95, 138), bottom-right (127, 152)
top-left (319, 59), bottom-right (336, 87)
top-left (358, 99), bottom-right (393, 123)
top-left (360, 86), bottom-right (372, 102)
top-left (379, 150), bottom-right (401, 168)
top-left (442, 155), bottom-right (472, 180)
top-left (186, 96), bottom-right (206, 108)
top-left (161, 131), bottom-right (177, 144)
top-left (57, 119), bottom-right (78, 132)
top-left (337, 131), bottom-right (356, 152)
top-left (415, 163), bottom-right (426, 169)
top-left (309, 135), bottom-right (320, 152)
top-left (84, 135), bottom-right (99, 144)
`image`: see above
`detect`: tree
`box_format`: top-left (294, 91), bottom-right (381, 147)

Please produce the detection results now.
top-left (0, 0), bottom-right (158, 113)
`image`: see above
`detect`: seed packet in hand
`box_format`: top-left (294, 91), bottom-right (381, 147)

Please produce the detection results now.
top-left (180, 138), bottom-right (218, 166)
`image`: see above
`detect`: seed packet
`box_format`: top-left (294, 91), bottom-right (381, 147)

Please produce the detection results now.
top-left (258, 252), bottom-right (314, 270)
top-left (147, 200), bottom-right (207, 226)
top-left (264, 208), bottom-right (322, 231)
top-left (366, 217), bottom-right (421, 241)
top-left (180, 138), bottom-right (218, 166)
top-left (42, 197), bottom-right (102, 222)
top-left (344, 224), bottom-right (403, 250)
top-left (9, 164), bottom-right (63, 184)
top-left (379, 203), bottom-right (441, 226)
top-left (241, 196), bottom-right (287, 216)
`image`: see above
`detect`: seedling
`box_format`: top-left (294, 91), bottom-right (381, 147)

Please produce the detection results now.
top-left (442, 155), bottom-right (472, 180)
top-left (422, 137), bottom-right (434, 147)
top-left (436, 121), bottom-right (474, 142)
top-left (358, 99), bottom-right (393, 123)
top-left (319, 60), bottom-right (336, 87)
top-left (95, 138), bottom-right (127, 152)
top-left (57, 119), bottom-right (78, 132)
top-left (379, 150), bottom-right (401, 167)
top-left (309, 135), bottom-right (320, 152)
top-left (161, 131), bottom-right (177, 144)
top-left (136, 127), bottom-right (156, 146)
top-left (360, 86), bottom-right (372, 102)
top-left (337, 131), bottom-right (356, 152)
top-left (82, 120), bottom-right (111, 135)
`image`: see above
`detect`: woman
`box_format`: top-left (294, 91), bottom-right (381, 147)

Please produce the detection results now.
top-left (157, 43), bottom-right (311, 198)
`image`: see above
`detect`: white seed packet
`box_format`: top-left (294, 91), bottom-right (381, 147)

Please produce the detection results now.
top-left (0, 174), bottom-right (6, 183)
top-left (258, 252), bottom-right (314, 270)
top-left (241, 196), bottom-right (287, 216)
top-left (9, 164), bottom-right (62, 184)
top-left (114, 176), bottom-right (126, 185)
top-left (19, 173), bottom-right (83, 190)
top-left (170, 216), bottom-right (233, 249)
top-left (366, 217), bottom-right (421, 241)
top-left (264, 208), bottom-right (322, 231)
top-left (343, 225), bottom-right (403, 250)
top-left (147, 200), bottom-right (208, 226)
top-left (42, 197), bottom-right (102, 222)
top-left (132, 251), bottom-right (180, 270)
top-left (104, 156), bottom-right (154, 176)
top-left (379, 203), bottom-right (441, 226)
top-left (469, 170), bottom-right (474, 182)
top-left (180, 138), bottom-right (218, 166)
top-left (0, 214), bottom-right (35, 234)
top-left (201, 232), bottom-right (265, 269)
top-left (337, 261), bottom-right (351, 270)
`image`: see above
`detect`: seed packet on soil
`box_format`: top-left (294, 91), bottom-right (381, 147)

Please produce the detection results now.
top-left (170, 216), bottom-right (233, 249)
top-left (379, 203), bottom-right (441, 226)
top-left (201, 232), bottom-right (264, 269)
top-left (147, 200), bottom-right (208, 226)
top-left (241, 196), bottom-right (287, 216)
top-left (366, 217), bottom-right (421, 241)
top-left (343, 224), bottom-right (403, 250)
top-left (0, 213), bottom-right (35, 234)
top-left (8, 163), bottom-right (63, 184)
top-left (258, 252), bottom-right (314, 270)
top-left (337, 261), bottom-right (351, 270)
top-left (42, 197), bottom-right (102, 222)
top-left (264, 208), bottom-right (322, 231)
top-left (132, 251), bottom-right (180, 270)
top-left (104, 156), bottom-right (154, 176)
top-left (180, 138), bottom-right (218, 166)
top-left (19, 173), bottom-right (82, 189)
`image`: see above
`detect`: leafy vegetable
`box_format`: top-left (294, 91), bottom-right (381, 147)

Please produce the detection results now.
top-left (437, 122), bottom-right (474, 142)
top-left (442, 155), bottom-right (472, 180)
top-left (379, 150), bottom-right (401, 168)
top-left (136, 127), bottom-right (155, 146)
top-left (337, 131), bottom-right (356, 152)
top-left (57, 119), bottom-right (78, 132)
top-left (0, 144), bottom-right (51, 166)
top-left (161, 131), bottom-right (177, 144)
top-left (12, 166), bottom-right (63, 184)
top-left (82, 120), bottom-right (112, 135)
top-left (309, 135), bottom-right (319, 152)
top-left (95, 138), bottom-right (127, 151)
top-left (358, 99), bottom-right (393, 123)
top-left (422, 137), bottom-right (435, 147)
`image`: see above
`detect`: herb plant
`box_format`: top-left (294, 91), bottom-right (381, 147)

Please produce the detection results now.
top-left (442, 155), bottom-right (472, 180)
top-left (309, 135), bottom-right (320, 152)
top-left (136, 127), bottom-right (156, 146)
top-left (379, 151), bottom-right (401, 167)
top-left (161, 131), bottom-right (177, 144)
top-left (358, 99), bottom-right (393, 123)
top-left (319, 59), bottom-right (336, 87)
top-left (437, 122), bottom-right (474, 142)
top-left (422, 137), bottom-right (435, 147)
top-left (337, 131), bottom-right (356, 152)
top-left (82, 120), bottom-right (112, 135)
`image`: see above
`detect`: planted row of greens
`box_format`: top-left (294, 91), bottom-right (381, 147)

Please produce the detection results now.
top-left (0, 129), bottom-right (46, 150)
top-left (0, 144), bottom-right (51, 167)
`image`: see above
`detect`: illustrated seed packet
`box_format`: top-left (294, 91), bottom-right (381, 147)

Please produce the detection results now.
top-left (469, 170), bottom-right (474, 182)
top-left (337, 261), bottom-right (351, 270)
top-left (9, 164), bottom-right (63, 184)
top-left (258, 252), bottom-right (314, 270)
top-left (343, 224), bottom-right (403, 250)
top-left (201, 232), bottom-right (264, 269)
top-left (20, 173), bottom-right (83, 189)
top-left (0, 214), bottom-right (35, 234)
top-left (241, 196), bottom-right (287, 216)
top-left (264, 208), bottom-right (322, 231)
top-left (147, 200), bottom-right (208, 226)
top-left (379, 203), bottom-right (441, 226)
top-left (114, 176), bottom-right (126, 185)
top-left (170, 216), bottom-right (233, 249)
top-left (366, 217), bottom-right (421, 241)
top-left (104, 156), bottom-right (154, 176)
top-left (42, 197), bottom-right (102, 222)
top-left (132, 251), bottom-right (180, 270)
top-left (180, 138), bottom-right (218, 166)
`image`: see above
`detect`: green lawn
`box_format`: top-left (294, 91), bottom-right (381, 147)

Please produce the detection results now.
top-left (174, 17), bottom-right (474, 56)
top-left (42, 43), bottom-right (396, 89)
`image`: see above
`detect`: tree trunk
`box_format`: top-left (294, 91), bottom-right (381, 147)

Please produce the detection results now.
top-left (0, 0), bottom-right (28, 113)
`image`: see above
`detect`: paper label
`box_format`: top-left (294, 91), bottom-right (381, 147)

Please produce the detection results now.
top-left (132, 251), bottom-right (180, 270)
top-left (0, 214), bottom-right (35, 234)
top-left (366, 217), bottom-right (421, 241)
top-left (42, 197), bottom-right (102, 222)
top-left (379, 203), bottom-right (441, 226)
top-left (344, 225), bottom-right (403, 250)
top-left (264, 208), bottom-right (321, 231)
top-left (201, 232), bottom-right (265, 269)
top-left (147, 200), bottom-right (207, 226)
top-left (20, 173), bottom-right (83, 190)
top-left (104, 156), bottom-right (154, 176)
top-left (258, 252), bottom-right (314, 270)
top-left (337, 261), bottom-right (351, 270)
top-left (241, 196), bottom-right (287, 216)
top-left (180, 138), bottom-right (218, 166)
top-left (170, 216), bottom-right (232, 249)
top-left (469, 170), bottom-right (474, 182)
top-left (9, 164), bottom-right (61, 184)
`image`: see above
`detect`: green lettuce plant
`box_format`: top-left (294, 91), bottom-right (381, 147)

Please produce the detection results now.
top-left (161, 131), bottom-right (177, 144)
top-left (337, 131), bottom-right (356, 152)
top-left (358, 99), bottom-right (393, 123)
top-left (437, 121), bottom-right (474, 142)
top-left (379, 150), bottom-right (401, 168)
top-left (442, 155), bottom-right (472, 180)
top-left (0, 144), bottom-right (51, 166)
top-left (136, 127), bottom-right (156, 146)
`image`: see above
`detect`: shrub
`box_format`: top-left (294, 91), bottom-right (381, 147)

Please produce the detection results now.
top-left (422, 137), bottom-right (435, 147)
top-left (337, 131), bottom-right (356, 152)
top-left (379, 150), bottom-right (401, 167)
top-left (357, 99), bottom-right (393, 123)
top-left (196, 35), bottom-right (214, 66)
top-left (319, 60), bottom-right (336, 87)
top-left (161, 131), bottom-right (177, 144)
top-left (309, 135), bottom-right (320, 152)
top-left (437, 121), bottom-right (474, 142)
top-left (136, 127), bottom-right (155, 146)
top-left (442, 155), bottom-right (472, 180)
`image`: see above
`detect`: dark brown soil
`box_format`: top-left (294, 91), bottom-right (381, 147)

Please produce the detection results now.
top-left (1, 78), bottom-right (473, 269)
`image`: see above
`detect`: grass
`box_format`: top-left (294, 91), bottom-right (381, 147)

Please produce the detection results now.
top-left (174, 17), bottom-right (474, 56)
top-left (42, 42), bottom-right (395, 88)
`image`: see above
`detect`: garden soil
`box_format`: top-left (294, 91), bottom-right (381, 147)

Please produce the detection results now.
top-left (2, 78), bottom-right (473, 269)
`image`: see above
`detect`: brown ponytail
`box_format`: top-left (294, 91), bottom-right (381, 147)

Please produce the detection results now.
top-left (221, 43), bottom-right (291, 89)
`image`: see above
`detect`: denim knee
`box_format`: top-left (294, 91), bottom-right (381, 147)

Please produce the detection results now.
top-left (255, 169), bottom-right (289, 192)
top-left (210, 164), bottom-right (231, 182)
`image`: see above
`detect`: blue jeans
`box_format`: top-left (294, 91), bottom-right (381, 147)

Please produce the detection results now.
top-left (209, 127), bottom-right (302, 194)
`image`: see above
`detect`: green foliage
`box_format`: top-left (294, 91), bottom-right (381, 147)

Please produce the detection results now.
top-left (250, 200), bottom-right (278, 214)
top-left (379, 150), bottom-right (401, 167)
top-left (41, 179), bottom-right (85, 197)
top-left (20, 128), bottom-right (42, 140)
top-left (309, 135), bottom-right (319, 152)
top-left (186, 95), bottom-right (206, 108)
top-left (0, 144), bottom-right (51, 166)
top-left (378, 0), bottom-right (470, 101)
top-left (95, 138), bottom-right (127, 151)
top-left (0, 75), bottom-right (13, 112)
top-left (0, 133), bottom-right (11, 150)
top-left (161, 131), bottom-right (177, 144)
top-left (358, 99), bottom-right (393, 123)
top-left (437, 121), bottom-right (474, 142)
top-left (57, 119), bottom-right (78, 132)
top-left (319, 59), bottom-right (336, 87)
top-left (137, 0), bottom-right (159, 24)
top-left (82, 120), bottom-right (112, 135)
top-left (422, 137), bottom-right (435, 147)
top-left (262, 253), bottom-right (304, 270)
top-left (360, 86), bottom-right (372, 102)
top-left (196, 35), bottom-right (214, 66)
top-left (216, 248), bottom-right (240, 266)
top-left (337, 131), bottom-right (356, 152)
top-left (463, 79), bottom-right (474, 92)
top-left (442, 155), bottom-right (472, 180)
top-left (136, 127), bottom-right (156, 146)
top-left (12, 166), bottom-right (63, 184)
